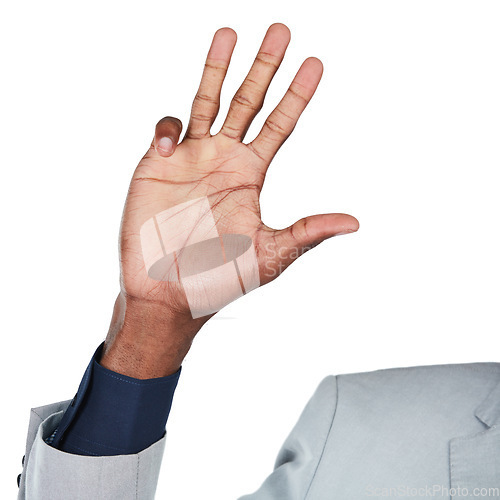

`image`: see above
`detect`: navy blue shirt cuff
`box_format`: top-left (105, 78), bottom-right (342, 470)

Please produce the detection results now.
top-left (48, 342), bottom-right (181, 456)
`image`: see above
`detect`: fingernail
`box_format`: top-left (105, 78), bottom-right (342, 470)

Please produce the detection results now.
top-left (157, 137), bottom-right (173, 155)
top-left (335, 229), bottom-right (356, 236)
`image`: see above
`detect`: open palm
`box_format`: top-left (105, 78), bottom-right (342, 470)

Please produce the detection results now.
top-left (118, 24), bottom-right (358, 317)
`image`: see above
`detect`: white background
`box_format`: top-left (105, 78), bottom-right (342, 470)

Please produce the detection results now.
top-left (1, 0), bottom-right (500, 497)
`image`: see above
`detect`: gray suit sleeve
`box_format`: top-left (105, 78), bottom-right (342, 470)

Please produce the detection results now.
top-left (18, 376), bottom-right (336, 500)
top-left (18, 401), bottom-right (166, 500)
top-left (238, 375), bottom-right (338, 500)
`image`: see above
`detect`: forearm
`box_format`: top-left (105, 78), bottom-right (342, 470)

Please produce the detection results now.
top-left (45, 291), bottom-right (203, 457)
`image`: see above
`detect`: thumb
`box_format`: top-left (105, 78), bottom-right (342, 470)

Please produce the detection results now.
top-left (265, 213), bottom-right (359, 281)
top-left (151, 116), bottom-right (183, 157)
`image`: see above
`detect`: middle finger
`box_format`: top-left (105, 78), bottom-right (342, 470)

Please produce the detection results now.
top-left (219, 23), bottom-right (291, 142)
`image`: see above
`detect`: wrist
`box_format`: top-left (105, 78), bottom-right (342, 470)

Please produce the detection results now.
top-left (100, 292), bottom-right (206, 379)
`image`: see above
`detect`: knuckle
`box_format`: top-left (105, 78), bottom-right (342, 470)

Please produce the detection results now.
top-left (233, 92), bottom-right (261, 112)
top-left (204, 62), bottom-right (227, 73)
top-left (275, 107), bottom-right (295, 121)
top-left (194, 93), bottom-right (219, 106)
top-left (190, 113), bottom-right (212, 122)
top-left (264, 118), bottom-right (289, 136)
top-left (219, 129), bottom-right (240, 140)
top-left (255, 52), bottom-right (280, 70)
top-left (247, 143), bottom-right (269, 164)
top-left (288, 86), bottom-right (309, 104)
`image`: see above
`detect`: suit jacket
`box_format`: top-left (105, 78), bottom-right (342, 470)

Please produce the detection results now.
top-left (18, 362), bottom-right (500, 499)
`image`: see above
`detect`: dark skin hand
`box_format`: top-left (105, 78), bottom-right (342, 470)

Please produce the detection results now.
top-left (100, 23), bottom-right (359, 379)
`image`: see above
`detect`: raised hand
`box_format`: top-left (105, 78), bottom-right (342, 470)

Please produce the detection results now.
top-left (102, 23), bottom-right (358, 377)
